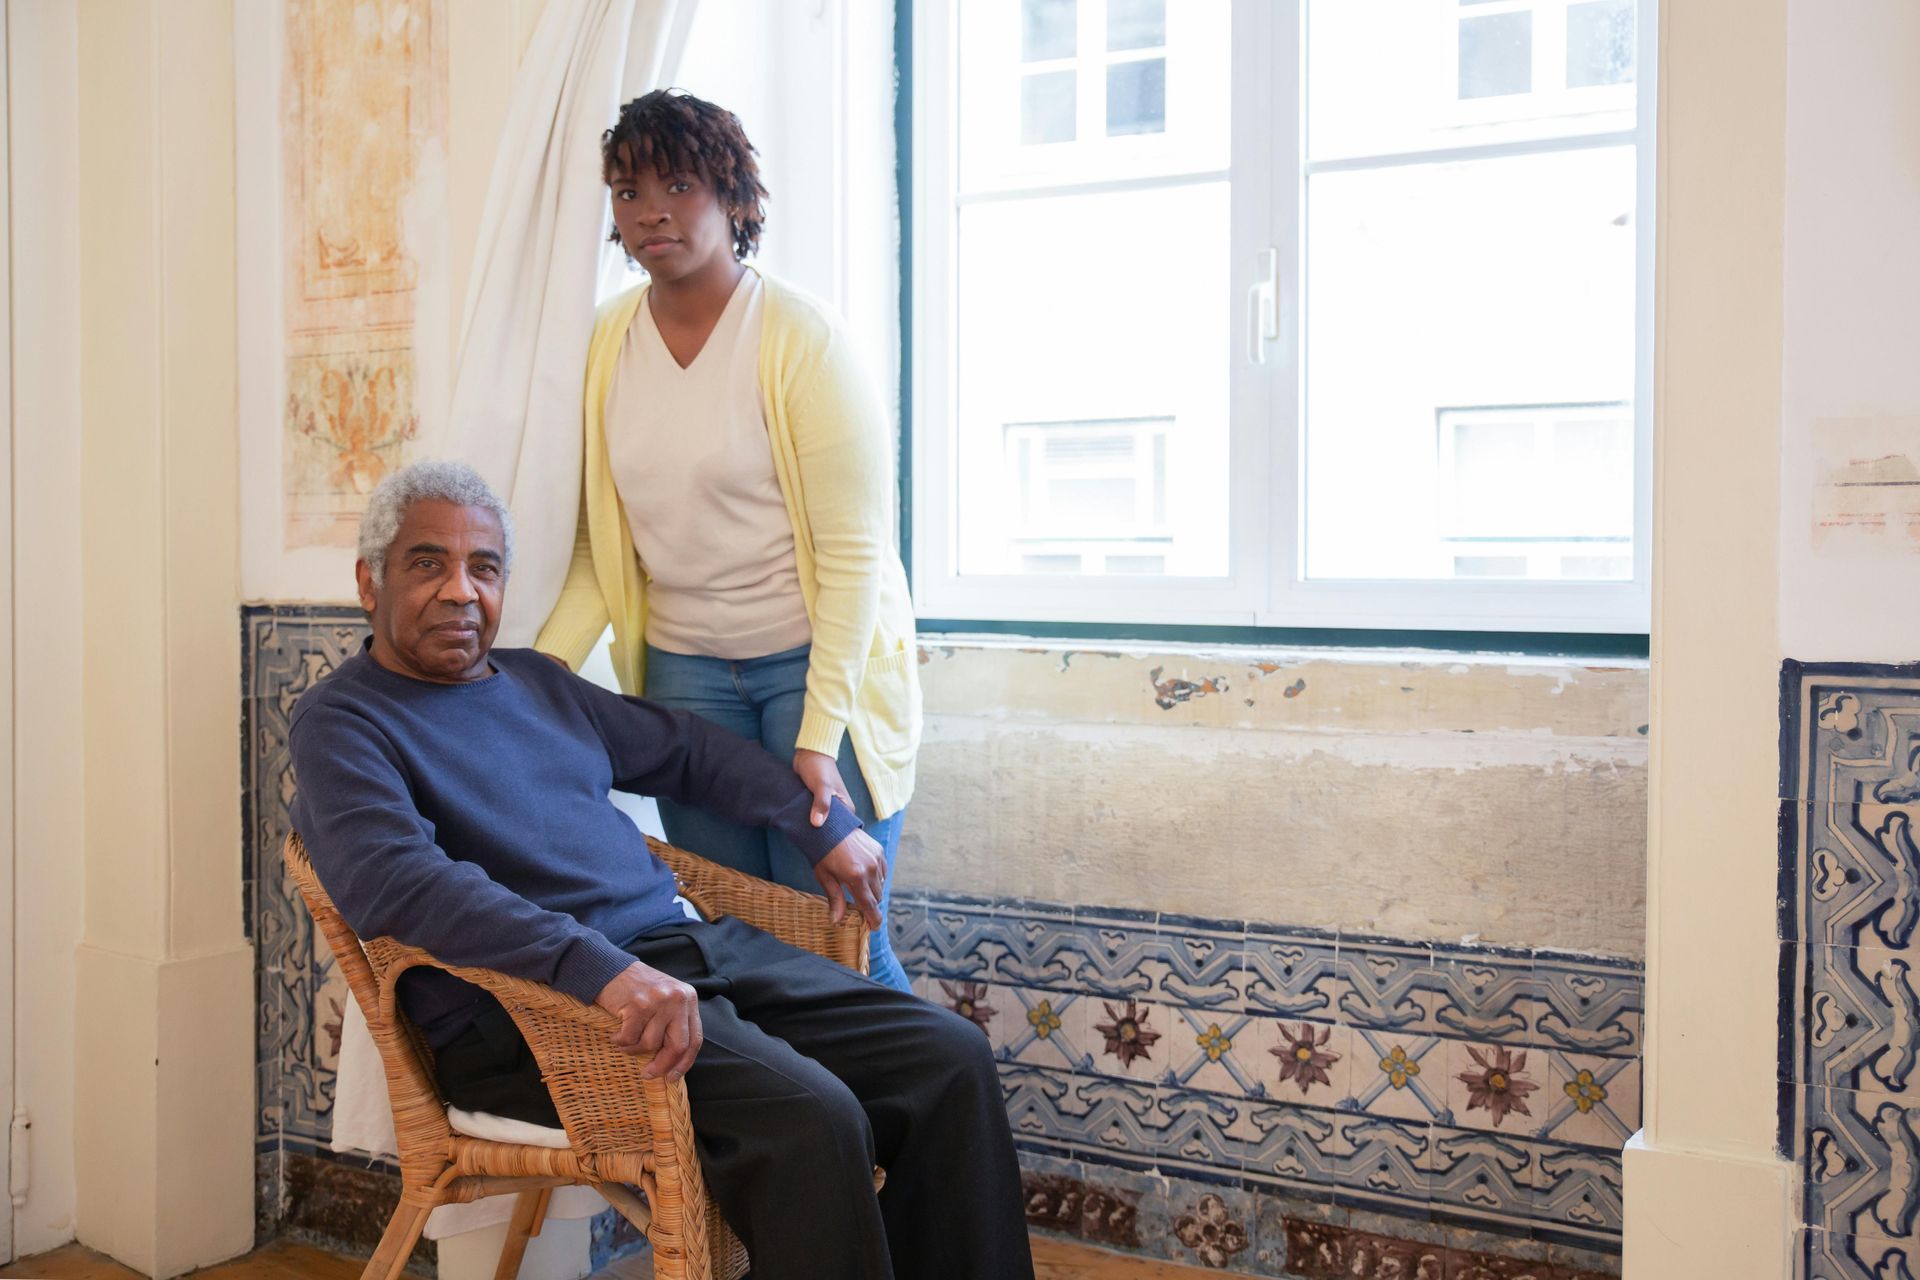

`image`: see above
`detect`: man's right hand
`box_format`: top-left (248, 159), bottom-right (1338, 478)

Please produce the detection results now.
top-left (595, 961), bottom-right (703, 1081)
top-left (813, 828), bottom-right (888, 929)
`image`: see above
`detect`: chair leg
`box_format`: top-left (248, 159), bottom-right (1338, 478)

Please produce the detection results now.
top-left (492, 1189), bottom-right (548, 1280)
top-left (363, 1202), bottom-right (430, 1280)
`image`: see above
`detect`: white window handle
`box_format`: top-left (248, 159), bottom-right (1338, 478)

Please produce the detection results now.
top-left (1248, 247), bottom-right (1279, 364)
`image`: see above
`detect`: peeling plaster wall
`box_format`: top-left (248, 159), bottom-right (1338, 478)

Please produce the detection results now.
top-left (901, 642), bottom-right (1650, 959)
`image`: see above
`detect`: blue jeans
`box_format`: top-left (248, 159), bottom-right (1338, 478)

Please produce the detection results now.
top-left (643, 642), bottom-right (911, 991)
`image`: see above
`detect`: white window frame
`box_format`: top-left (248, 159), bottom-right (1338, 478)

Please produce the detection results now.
top-left (910, 0), bottom-right (1655, 634)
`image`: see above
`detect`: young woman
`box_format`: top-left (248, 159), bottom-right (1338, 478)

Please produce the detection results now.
top-left (536, 90), bottom-right (920, 991)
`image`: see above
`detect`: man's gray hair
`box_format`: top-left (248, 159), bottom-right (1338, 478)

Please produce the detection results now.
top-left (358, 459), bottom-right (515, 588)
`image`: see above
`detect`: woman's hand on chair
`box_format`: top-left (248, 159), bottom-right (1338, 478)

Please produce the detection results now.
top-left (596, 961), bottom-right (704, 1080)
top-left (794, 748), bottom-right (855, 828)
top-left (813, 829), bottom-right (887, 929)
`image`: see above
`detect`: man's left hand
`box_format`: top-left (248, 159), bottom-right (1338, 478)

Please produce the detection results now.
top-left (794, 748), bottom-right (855, 828)
top-left (814, 828), bottom-right (887, 929)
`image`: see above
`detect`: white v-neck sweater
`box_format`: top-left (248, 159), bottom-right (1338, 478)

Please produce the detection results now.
top-left (603, 272), bottom-right (813, 659)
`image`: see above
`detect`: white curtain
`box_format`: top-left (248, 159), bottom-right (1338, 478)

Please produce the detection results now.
top-left (447, 0), bottom-right (698, 646)
top-left (327, 0), bottom-right (698, 1242)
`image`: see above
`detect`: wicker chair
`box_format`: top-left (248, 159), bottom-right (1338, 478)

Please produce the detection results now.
top-left (284, 830), bottom-right (872, 1280)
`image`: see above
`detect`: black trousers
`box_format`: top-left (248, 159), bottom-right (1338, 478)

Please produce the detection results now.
top-left (434, 916), bottom-right (1036, 1280)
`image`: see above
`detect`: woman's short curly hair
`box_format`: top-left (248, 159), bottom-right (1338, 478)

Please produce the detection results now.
top-left (603, 89), bottom-right (769, 261)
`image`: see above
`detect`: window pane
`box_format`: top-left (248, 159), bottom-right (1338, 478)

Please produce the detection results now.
top-left (959, 0), bottom-right (1228, 192)
top-left (1308, 0), bottom-right (1635, 161)
top-left (1302, 147), bottom-right (1636, 581)
top-left (1458, 11), bottom-right (1532, 99)
top-left (1108, 0), bottom-right (1166, 51)
top-left (1022, 0), bottom-right (1076, 61)
top-left (1106, 58), bottom-right (1166, 136)
top-left (954, 185), bottom-right (1231, 578)
top-left (1021, 70), bottom-right (1077, 144)
top-left (1567, 0), bottom-right (1636, 88)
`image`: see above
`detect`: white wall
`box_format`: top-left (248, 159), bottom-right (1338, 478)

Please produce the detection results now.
top-left (8, 2), bottom-right (84, 1257)
top-left (1776, 0), bottom-right (1920, 660)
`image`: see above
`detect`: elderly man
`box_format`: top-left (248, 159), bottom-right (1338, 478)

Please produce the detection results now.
top-left (289, 460), bottom-right (1033, 1280)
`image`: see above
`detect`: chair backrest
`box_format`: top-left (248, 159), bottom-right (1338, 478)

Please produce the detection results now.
top-left (283, 831), bottom-right (456, 1180)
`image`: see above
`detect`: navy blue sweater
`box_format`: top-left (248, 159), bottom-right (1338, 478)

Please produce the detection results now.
top-left (287, 642), bottom-right (862, 1046)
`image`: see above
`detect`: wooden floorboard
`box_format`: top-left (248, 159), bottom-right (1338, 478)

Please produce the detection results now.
top-left (2, 1233), bottom-right (1216, 1279)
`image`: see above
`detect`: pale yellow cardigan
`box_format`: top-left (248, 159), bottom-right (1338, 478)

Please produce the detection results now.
top-left (534, 271), bottom-right (921, 820)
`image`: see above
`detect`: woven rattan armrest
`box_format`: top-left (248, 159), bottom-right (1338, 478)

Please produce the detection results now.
top-left (363, 935), bottom-right (706, 1177)
top-left (648, 836), bottom-right (872, 976)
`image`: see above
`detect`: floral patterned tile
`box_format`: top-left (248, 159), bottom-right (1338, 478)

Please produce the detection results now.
top-left (923, 974), bottom-right (999, 1042)
top-left (1153, 1179), bottom-right (1258, 1273)
top-left (1444, 1040), bottom-right (1551, 1138)
top-left (1349, 1026), bottom-right (1453, 1125)
top-left (1082, 995), bottom-right (1174, 1084)
top-left (1245, 1017), bottom-right (1355, 1108)
top-left (1538, 1053), bottom-right (1640, 1149)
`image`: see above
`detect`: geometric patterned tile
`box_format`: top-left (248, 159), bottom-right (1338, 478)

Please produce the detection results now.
top-left (1162, 1007), bottom-right (1267, 1097)
top-left (1348, 1026), bottom-right (1452, 1125)
top-left (1332, 1113), bottom-right (1433, 1209)
top-left (914, 885), bottom-right (1638, 1252)
top-left (244, 605), bottom-right (370, 1157)
top-left (1801, 1226), bottom-right (1920, 1280)
top-left (1532, 955), bottom-right (1644, 1057)
top-left (1801, 1083), bottom-right (1920, 1244)
top-left (1785, 663), bottom-right (1920, 1248)
top-left (1063, 908), bottom-right (1166, 1002)
top-left (1534, 1145), bottom-right (1626, 1238)
top-left (1333, 935), bottom-right (1436, 1034)
top-left (1240, 924), bottom-right (1342, 1020)
top-left (1539, 1052), bottom-right (1641, 1149)
top-left (1155, 912), bottom-right (1246, 1011)
top-left (994, 986), bottom-right (1093, 1072)
top-left (1803, 943), bottom-right (1920, 1099)
top-left (1427, 1124), bottom-right (1537, 1224)
top-left (1425, 948), bottom-right (1541, 1047)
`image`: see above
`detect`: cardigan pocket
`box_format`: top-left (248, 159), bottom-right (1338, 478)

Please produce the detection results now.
top-left (858, 644), bottom-right (920, 759)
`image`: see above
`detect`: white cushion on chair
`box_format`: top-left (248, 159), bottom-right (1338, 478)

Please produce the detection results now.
top-left (446, 1104), bottom-right (573, 1149)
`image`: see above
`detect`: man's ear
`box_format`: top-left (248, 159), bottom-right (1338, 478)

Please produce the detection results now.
top-left (354, 559), bottom-right (378, 615)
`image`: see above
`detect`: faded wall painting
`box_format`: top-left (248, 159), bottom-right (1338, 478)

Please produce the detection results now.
top-left (281, 0), bottom-right (447, 548)
top-left (1811, 417), bottom-right (1920, 552)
